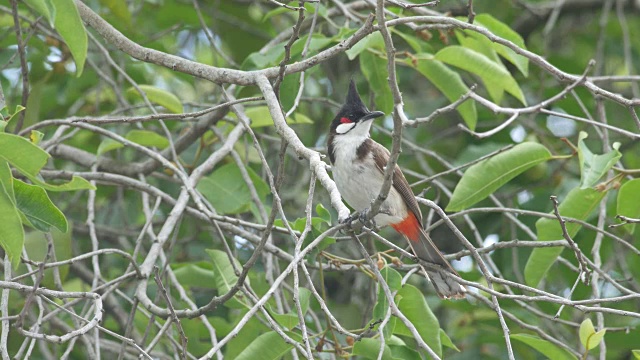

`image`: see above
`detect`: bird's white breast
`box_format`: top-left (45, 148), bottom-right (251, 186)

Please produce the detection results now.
top-left (331, 135), bottom-right (407, 226)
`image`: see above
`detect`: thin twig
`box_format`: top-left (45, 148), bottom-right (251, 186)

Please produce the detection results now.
top-left (404, 84), bottom-right (477, 127)
top-left (349, 232), bottom-right (441, 359)
top-left (152, 267), bottom-right (188, 360)
top-left (550, 195), bottom-right (592, 285)
top-left (459, 60), bottom-right (594, 139)
top-left (273, 1), bottom-right (306, 94)
top-left (467, 0), bottom-right (475, 23)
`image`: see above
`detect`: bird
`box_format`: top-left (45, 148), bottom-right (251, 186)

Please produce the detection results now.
top-left (326, 80), bottom-right (466, 299)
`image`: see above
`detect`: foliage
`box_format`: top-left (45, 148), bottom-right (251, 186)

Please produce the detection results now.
top-left (1, 0), bottom-right (639, 359)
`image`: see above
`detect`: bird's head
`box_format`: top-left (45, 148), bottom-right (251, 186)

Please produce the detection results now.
top-left (330, 80), bottom-right (385, 137)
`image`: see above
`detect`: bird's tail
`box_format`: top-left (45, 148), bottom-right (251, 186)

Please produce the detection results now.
top-left (405, 227), bottom-right (467, 299)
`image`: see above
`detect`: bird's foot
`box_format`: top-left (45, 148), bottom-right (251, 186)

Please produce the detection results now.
top-left (338, 213), bottom-right (358, 236)
top-left (339, 209), bottom-right (377, 231)
top-left (339, 213), bottom-right (356, 226)
top-left (358, 208), bottom-right (378, 230)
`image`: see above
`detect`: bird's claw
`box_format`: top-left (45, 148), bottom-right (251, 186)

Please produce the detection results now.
top-left (339, 214), bottom-right (356, 226)
top-left (339, 209), bottom-right (376, 230)
top-left (338, 214), bottom-right (357, 236)
top-left (358, 208), bottom-right (378, 230)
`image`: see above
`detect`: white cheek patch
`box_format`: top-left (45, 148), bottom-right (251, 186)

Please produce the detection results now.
top-left (336, 122), bottom-right (355, 134)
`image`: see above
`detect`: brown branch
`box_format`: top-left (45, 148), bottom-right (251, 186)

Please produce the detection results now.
top-left (273, 1), bottom-right (306, 94)
top-left (467, 0), bottom-right (476, 23)
top-left (152, 267), bottom-right (188, 360)
top-left (550, 195), bottom-right (592, 285)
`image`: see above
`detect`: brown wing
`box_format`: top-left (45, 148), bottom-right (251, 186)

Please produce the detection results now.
top-left (365, 139), bottom-right (423, 225)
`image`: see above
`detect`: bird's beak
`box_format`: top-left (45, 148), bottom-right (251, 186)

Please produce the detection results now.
top-left (360, 111), bottom-right (385, 122)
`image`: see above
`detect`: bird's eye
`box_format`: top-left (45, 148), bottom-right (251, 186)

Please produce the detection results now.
top-left (340, 117), bottom-right (352, 124)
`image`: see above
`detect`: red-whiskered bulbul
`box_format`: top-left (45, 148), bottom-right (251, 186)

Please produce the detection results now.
top-left (327, 80), bottom-right (466, 299)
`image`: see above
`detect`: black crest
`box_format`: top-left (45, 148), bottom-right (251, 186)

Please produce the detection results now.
top-left (344, 79), bottom-right (368, 115)
top-left (327, 80), bottom-right (385, 163)
top-left (329, 80), bottom-right (382, 134)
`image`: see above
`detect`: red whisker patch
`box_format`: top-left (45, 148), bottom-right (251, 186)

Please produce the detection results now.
top-left (340, 117), bottom-right (352, 124)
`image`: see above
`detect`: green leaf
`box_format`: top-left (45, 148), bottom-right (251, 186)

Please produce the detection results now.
top-left (23, 0), bottom-right (55, 26)
top-left (234, 331), bottom-right (301, 360)
top-left (579, 318), bottom-right (606, 351)
top-left (407, 55), bottom-right (477, 130)
top-left (537, 189), bottom-right (605, 241)
top-left (617, 179), bottom-right (640, 233)
top-left (315, 203), bottom-right (331, 225)
top-left (5, 105), bottom-right (26, 125)
top-left (232, 106), bottom-right (313, 128)
top-left (390, 344), bottom-right (421, 360)
top-left (392, 29), bottom-right (426, 53)
top-left (632, 350), bottom-right (640, 359)
top-left (0, 133), bottom-right (50, 177)
top-left (360, 51), bottom-right (393, 114)
top-left (172, 262), bottom-right (216, 289)
top-left (279, 74), bottom-right (301, 111)
top-left (447, 142), bottom-right (552, 211)
top-left (387, 336), bottom-right (406, 346)
top-left (290, 33), bottom-right (333, 59)
top-left (126, 130), bottom-right (170, 149)
top-left (270, 288), bottom-right (312, 330)
top-left (289, 215), bottom-right (335, 258)
top-left (473, 14), bottom-right (529, 76)
top-left (126, 85), bottom-right (184, 114)
top-left (346, 32), bottom-right (384, 60)
top-left (303, 231), bottom-right (335, 260)
top-left (100, 0), bottom-right (132, 26)
top-left (525, 187), bottom-right (606, 286)
top-left (511, 334), bottom-right (577, 360)
top-left (591, 330), bottom-right (607, 350)
top-left (292, 112), bottom-right (313, 125)
top-left (197, 163), bottom-right (269, 215)
top-left (23, 226), bottom-right (72, 287)
top-left (206, 249), bottom-right (243, 291)
top-left (303, 2), bottom-right (328, 20)
top-left (224, 315), bottom-right (269, 359)
top-left (52, 0), bottom-right (88, 76)
top-left (373, 267), bottom-right (402, 321)
top-left (373, 267), bottom-right (402, 339)
top-left (0, 161), bottom-right (16, 204)
top-left (29, 175), bottom-right (95, 192)
top-left (455, 30), bottom-right (502, 64)
top-left (261, 6), bottom-right (289, 22)
top-left (206, 249), bottom-right (250, 308)
top-left (13, 179), bottom-right (67, 233)
top-left (182, 317), bottom-right (219, 355)
top-left (351, 338), bottom-right (394, 360)
top-left (97, 139), bottom-right (124, 156)
top-left (243, 47), bottom-right (285, 70)
top-left (30, 130), bottom-right (44, 145)
top-left (579, 318), bottom-right (595, 349)
top-left (394, 284), bottom-right (442, 357)
top-left (0, 161), bottom-right (23, 268)
top-left (435, 45), bottom-right (526, 105)
top-left (296, 287), bottom-right (312, 313)
top-left (578, 132), bottom-right (621, 189)
top-left (333, 26), bottom-right (358, 44)
top-left (0, 136), bottom-right (85, 193)
top-left (440, 328), bottom-right (460, 352)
